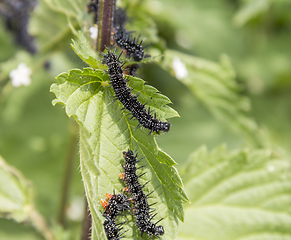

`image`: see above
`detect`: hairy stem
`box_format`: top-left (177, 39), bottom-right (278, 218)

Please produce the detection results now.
top-left (96, 0), bottom-right (115, 52)
top-left (58, 120), bottom-right (78, 228)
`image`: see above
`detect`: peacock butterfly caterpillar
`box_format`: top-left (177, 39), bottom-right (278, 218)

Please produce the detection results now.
top-left (102, 49), bottom-right (170, 134)
top-left (120, 150), bottom-right (164, 238)
top-left (101, 193), bottom-right (131, 240)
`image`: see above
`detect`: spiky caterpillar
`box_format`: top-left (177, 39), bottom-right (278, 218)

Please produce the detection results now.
top-left (103, 216), bottom-right (122, 240)
top-left (101, 193), bottom-right (131, 240)
top-left (102, 50), bottom-right (170, 134)
top-left (120, 150), bottom-right (164, 238)
top-left (113, 27), bottom-right (151, 62)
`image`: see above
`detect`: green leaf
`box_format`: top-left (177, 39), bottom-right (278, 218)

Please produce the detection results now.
top-left (0, 155), bottom-right (32, 222)
top-left (178, 146), bottom-right (291, 240)
top-left (161, 49), bottom-right (268, 148)
top-left (0, 155), bottom-right (55, 240)
top-left (51, 67), bottom-right (188, 240)
top-left (71, 31), bottom-right (105, 69)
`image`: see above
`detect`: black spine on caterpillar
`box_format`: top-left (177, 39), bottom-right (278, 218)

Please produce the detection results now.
top-left (102, 193), bottom-right (131, 240)
top-left (113, 27), bottom-right (148, 62)
top-left (121, 150), bottom-right (164, 238)
top-left (102, 50), bottom-right (170, 134)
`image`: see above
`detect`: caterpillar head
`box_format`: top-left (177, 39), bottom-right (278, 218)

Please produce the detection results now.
top-left (160, 121), bottom-right (170, 132)
top-left (102, 51), bottom-right (118, 65)
top-left (154, 225), bottom-right (164, 236)
top-left (133, 46), bottom-right (144, 62)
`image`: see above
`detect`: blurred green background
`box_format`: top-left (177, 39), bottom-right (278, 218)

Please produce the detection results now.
top-left (0, 0), bottom-right (291, 239)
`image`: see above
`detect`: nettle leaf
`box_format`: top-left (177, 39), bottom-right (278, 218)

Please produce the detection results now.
top-left (51, 67), bottom-right (188, 240)
top-left (0, 156), bottom-right (55, 239)
top-left (161, 49), bottom-right (267, 147)
top-left (178, 146), bottom-right (291, 240)
top-left (0, 155), bottom-right (32, 222)
top-left (71, 32), bottom-right (105, 69)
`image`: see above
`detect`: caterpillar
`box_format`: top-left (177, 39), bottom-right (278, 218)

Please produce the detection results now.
top-left (102, 50), bottom-right (170, 134)
top-left (101, 193), bottom-right (131, 240)
top-left (103, 215), bottom-right (123, 240)
top-left (113, 27), bottom-right (151, 62)
top-left (120, 150), bottom-right (164, 238)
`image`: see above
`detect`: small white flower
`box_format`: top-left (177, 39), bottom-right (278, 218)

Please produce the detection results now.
top-left (89, 26), bottom-right (98, 40)
top-left (172, 56), bottom-right (188, 80)
top-left (9, 63), bottom-right (32, 87)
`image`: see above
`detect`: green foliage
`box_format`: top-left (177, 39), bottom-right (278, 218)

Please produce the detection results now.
top-left (0, 155), bottom-right (55, 240)
top-left (179, 146), bottom-right (291, 240)
top-left (161, 50), bottom-right (267, 148)
top-left (1, 0), bottom-right (291, 239)
top-left (71, 32), bottom-right (103, 69)
top-left (0, 218), bottom-right (42, 240)
top-left (51, 64), bottom-right (188, 239)
top-left (0, 155), bottom-right (32, 222)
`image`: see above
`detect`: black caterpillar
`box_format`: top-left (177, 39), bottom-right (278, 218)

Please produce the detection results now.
top-left (113, 27), bottom-right (151, 62)
top-left (102, 50), bottom-right (170, 134)
top-left (120, 150), bottom-right (164, 238)
top-left (101, 193), bottom-right (131, 240)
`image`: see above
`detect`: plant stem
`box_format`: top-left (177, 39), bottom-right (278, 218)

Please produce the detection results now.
top-left (58, 120), bottom-right (78, 228)
top-left (29, 206), bottom-right (56, 240)
top-left (80, 197), bottom-right (92, 240)
top-left (96, 0), bottom-right (115, 52)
